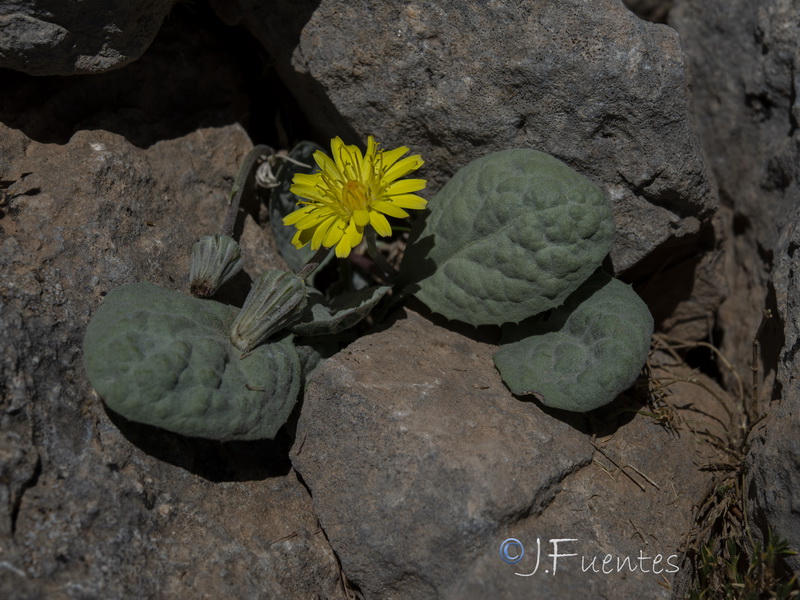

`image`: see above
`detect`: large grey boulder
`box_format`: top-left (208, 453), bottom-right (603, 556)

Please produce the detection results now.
top-left (670, 0), bottom-right (800, 573)
top-left (215, 0), bottom-right (716, 275)
top-left (291, 309), bottom-right (722, 599)
top-left (0, 0), bottom-right (175, 75)
top-left (670, 0), bottom-right (799, 378)
top-left (745, 209), bottom-right (800, 574)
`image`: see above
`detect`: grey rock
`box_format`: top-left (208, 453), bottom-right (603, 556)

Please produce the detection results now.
top-left (0, 8), bottom-right (251, 149)
top-left (670, 0), bottom-right (800, 572)
top-left (219, 0), bottom-right (716, 275)
top-left (0, 0), bottom-right (175, 75)
top-left (0, 121), bottom-right (341, 598)
top-left (745, 209), bottom-right (800, 574)
top-left (638, 212), bottom-right (727, 342)
top-left (291, 309), bottom-right (719, 598)
top-left (670, 0), bottom-right (800, 377)
top-left (671, 0), bottom-right (799, 248)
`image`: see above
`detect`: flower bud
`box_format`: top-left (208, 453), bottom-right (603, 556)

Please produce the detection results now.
top-left (230, 270), bottom-right (307, 352)
top-left (189, 235), bottom-right (243, 297)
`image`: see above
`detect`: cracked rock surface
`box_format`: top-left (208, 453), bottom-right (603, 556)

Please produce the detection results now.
top-left (220, 0), bottom-right (716, 275)
top-left (291, 309), bottom-right (718, 598)
top-left (670, 0), bottom-right (800, 573)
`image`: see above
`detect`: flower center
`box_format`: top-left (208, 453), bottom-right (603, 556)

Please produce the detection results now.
top-left (341, 180), bottom-right (369, 213)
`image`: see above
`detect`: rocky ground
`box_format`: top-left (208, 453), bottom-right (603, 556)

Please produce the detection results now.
top-left (1, 0), bottom-right (798, 598)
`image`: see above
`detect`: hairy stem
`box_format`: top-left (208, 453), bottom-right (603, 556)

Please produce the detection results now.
top-left (365, 227), bottom-right (398, 278)
top-left (221, 144), bottom-right (274, 238)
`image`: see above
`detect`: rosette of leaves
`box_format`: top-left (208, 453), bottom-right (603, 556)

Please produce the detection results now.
top-left (402, 148), bottom-right (652, 412)
top-left (493, 271), bottom-right (653, 412)
top-left (84, 143), bottom-right (399, 441)
top-left (402, 149), bottom-right (615, 327)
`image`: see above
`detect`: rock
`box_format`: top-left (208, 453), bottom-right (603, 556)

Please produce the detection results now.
top-left (218, 0), bottom-right (716, 275)
top-left (744, 209), bottom-right (800, 574)
top-left (0, 13), bottom-right (345, 594)
top-left (670, 0), bottom-right (799, 378)
top-left (670, 0), bottom-right (799, 246)
top-left (0, 0), bottom-right (176, 75)
top-left (670, 0), bottom-right (800, 573)
top-left (0, 7), bottom-right (250, 149)
top-left (291, 309), bottom-right (721, 598)
top-left (0, 120), bottom-right (344, 598)
top-left (637, 212), bottom-right (727, 342)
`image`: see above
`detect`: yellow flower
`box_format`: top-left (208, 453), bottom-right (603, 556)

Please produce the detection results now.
top-left (283, 136), bottom-right (427, 258)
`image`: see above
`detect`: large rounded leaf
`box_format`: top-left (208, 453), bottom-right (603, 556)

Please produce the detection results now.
top-left (83, 282), bottom-right (301, 441)
top-left (403, 149), bottom-right (615, 326)
top-left (493, 271), bottom-right (653, 412)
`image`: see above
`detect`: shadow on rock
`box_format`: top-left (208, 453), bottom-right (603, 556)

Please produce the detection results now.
top-left (1, 5), bottom-right (253, 148)
top-left (105, 406), bottom-right (293, 482)
top-left (524, 382), bottom-right (645, 438)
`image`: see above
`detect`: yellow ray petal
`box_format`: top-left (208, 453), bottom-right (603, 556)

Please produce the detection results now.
top-left (296, 208), bottom-right (335, 229)
top-left (371, 200), bottom-right (410, 219)
top-left (292, 227), bottom-right (314, 249)
top-left (380, 146), bottom-right (410, 170)
top-left (329, 138), bottom-right (349, 175)
top-left (385, 178), bottom-right (427, 194)
top-left (335, 139), bottom-right (363, 180)
top-left (313, 150), bottom-right (341, 181)
top-left (365, 136), bottom-right (378, 160)
top-left (311, 215), bottom-right (338, 249)
top-left (292, 172), bottom-right (320, 187)
top-left (289, 185), bottom-right (323, 201)
top-left (323, 219), bottom-right (346, 247)
top-left (345, 220), bottom-right (363, 249)
top-left (335, 236), bottom-right (352, 257)
top-left (388, 194), bottom-right (428, 210)
top-left (369, 211), bottom-right (392, 237)
top-left (283, 205), bottom-right (316, 226)
top-left (383, 155), bottom-right (424, 182)
top-left (353, 208), bottom-right (370, 227)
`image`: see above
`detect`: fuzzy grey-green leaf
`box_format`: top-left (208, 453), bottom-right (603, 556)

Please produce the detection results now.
top-left (83, 282), bottom-right (301, 441)
top-left (291, 285), bottom-right (390, 337)
top-left (493, 271), bottom-right (653, 412)
top-left (403, 149), bottom-right (615, 326)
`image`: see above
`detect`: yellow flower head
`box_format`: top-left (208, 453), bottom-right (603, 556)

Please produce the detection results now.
top-left (283, 136), bottom-right (427, 258)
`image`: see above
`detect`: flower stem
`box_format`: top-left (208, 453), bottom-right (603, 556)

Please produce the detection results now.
top-left (296, 246), bottom-right (331, 280)
top-left (221, 144), bottom-right (274, 238)
top-left (365, 227), bottom-right (398, 278)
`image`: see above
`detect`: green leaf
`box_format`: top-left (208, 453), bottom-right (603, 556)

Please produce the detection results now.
top-left (83, 282), bottom-right (302, 441)
top-left (291, 285), bottom-right (391, 336)
top-left (269, 141), bottom-right (326, 273)
top-left (402, 149), bottom-right (615, 326)
top-left (493, 271), bottom-right (653, 413)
